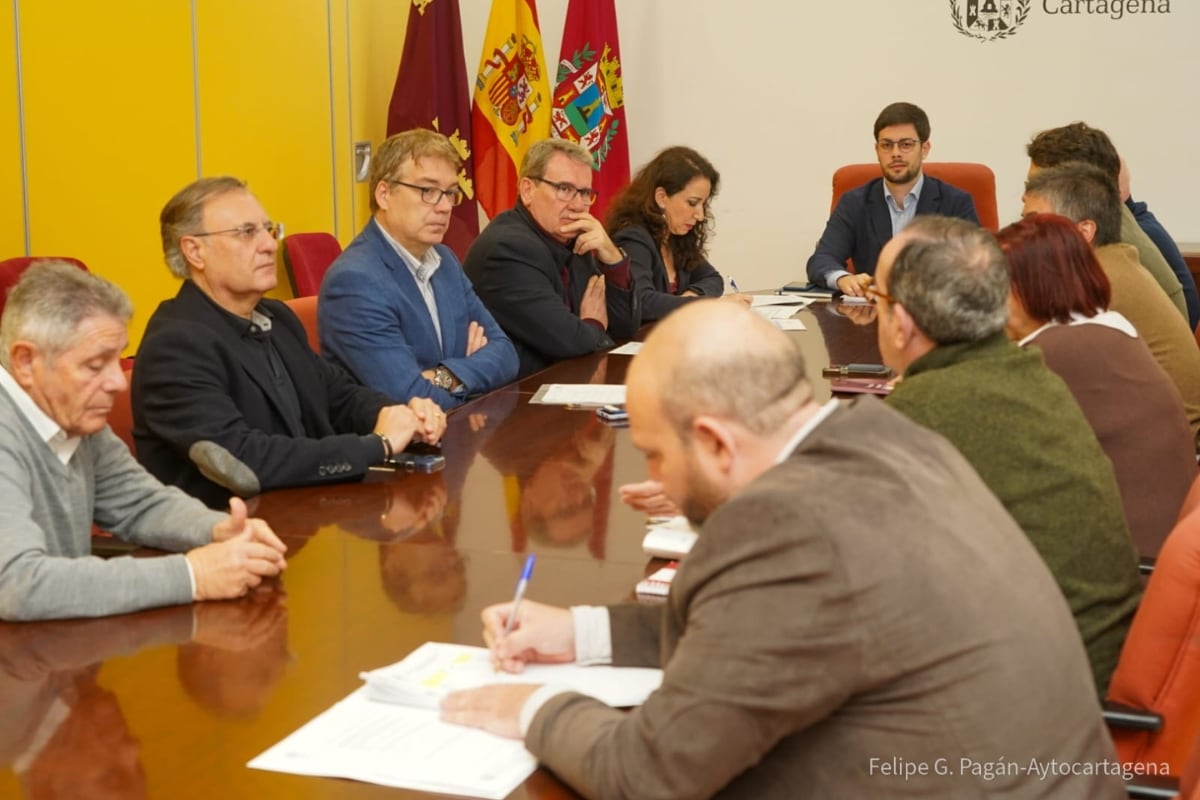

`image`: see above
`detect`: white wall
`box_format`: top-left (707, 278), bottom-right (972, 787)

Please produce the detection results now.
top-left (460, 0), bottom-right (1195, 293)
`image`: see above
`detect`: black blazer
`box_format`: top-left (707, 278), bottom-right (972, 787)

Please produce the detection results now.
top-left (132, 280), bottom-right (391, 508)
top-left (614, 225), bottom-right (725, 322)
top-left (463, 203), bottom-right (640, 378)
top-left (805, 175), bottom-right (979, 286)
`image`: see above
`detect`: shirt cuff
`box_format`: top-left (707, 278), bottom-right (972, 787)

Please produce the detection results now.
top-left (826, 270), bottom-right (851, 290)
top-left (184, 555), bottom-right (197, 600)
top-left (571, 605), bottom-right (613, 665)
top-left (598, 251), bottom-right (632, 291)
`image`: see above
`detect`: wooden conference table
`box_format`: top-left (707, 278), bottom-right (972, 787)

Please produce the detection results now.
top-left (0, 298), bottom-right (880, 800)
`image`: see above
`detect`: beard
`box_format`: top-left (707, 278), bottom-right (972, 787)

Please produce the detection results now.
top-left (884, 159), bottom-right (921, 186)
top-left (679, 456), bottom-right (727, 527)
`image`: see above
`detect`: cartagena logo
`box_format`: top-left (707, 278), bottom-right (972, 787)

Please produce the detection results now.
top-left (950, 0), bottom-right (1031, 41)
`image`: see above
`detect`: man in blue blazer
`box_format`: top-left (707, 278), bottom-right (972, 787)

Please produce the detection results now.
top-left (806, 102), bottom-right (979, 295)
top-left (320, 130), bottom-right (519, 410)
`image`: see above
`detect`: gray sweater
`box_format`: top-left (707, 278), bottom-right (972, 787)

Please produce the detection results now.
top-left (0, 387), bottom-right (224, 621)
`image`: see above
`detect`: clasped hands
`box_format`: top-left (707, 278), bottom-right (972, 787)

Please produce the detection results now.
top-left (187, 497), bottom-right (288, 601)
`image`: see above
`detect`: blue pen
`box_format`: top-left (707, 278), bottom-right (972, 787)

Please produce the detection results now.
top-left (729, 276), bottom-right (741, 293)
top-left (503, 554), bottom-right (537, 635)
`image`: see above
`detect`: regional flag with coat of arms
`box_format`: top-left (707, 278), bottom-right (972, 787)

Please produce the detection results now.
top-left (387, 0), bottom-right (479, 260)
top-left (550, 0), bottom-right (629, 221)
top-left (470, 0), bottom-right (551, 220)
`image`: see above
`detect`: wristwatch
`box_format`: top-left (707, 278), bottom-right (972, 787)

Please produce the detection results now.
top-left (431, 365), bottom-right (457, 390)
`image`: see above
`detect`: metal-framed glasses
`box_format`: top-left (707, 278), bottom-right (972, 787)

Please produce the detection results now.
top-left (530, 176), bottom-right (598, 205)
top-left (191, 221), bottom-right (281, 241)
top-left (388, 180), bottom-right (464, 207)
top-left (866, 284), bottom-right (895, 304)
top-left (876, 138), bottom-right (921, 154)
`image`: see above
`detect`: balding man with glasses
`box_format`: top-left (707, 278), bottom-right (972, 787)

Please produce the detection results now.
top-left (320, 129), bottom-right (518, 409)
top-left (464, 138), bottom-right (640, 377)
top-left (806, 102), bottom-right (979, 296)
top-left (133, 176), bottom-right (446, 509)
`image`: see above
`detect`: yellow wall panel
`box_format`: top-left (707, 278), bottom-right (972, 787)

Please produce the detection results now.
top-left (347, 0), bottom-right (409, 238)
top-left (0, 2), bottom-right (24, 258)
top-left (195, 0), bottom-right (336, 298)
top-left (20, 1), bottom-right (197, 351)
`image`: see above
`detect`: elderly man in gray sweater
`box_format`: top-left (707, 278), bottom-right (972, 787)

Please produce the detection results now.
top-left (0, 262), bottom-right (287, 621)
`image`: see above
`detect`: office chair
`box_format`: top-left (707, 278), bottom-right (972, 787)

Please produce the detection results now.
top-left (284, 295), bottom-right (321, 354)
top-left (106, 365), bottom-right (137, 455)
top-left (1104, 502), bottom-right (1200, 781)
top-left (829, 162), bottom-right (1000, 232)
top-left (281, 232), bottom-right (342, 297)
top-left (0, 256), bottom-right (89, 314)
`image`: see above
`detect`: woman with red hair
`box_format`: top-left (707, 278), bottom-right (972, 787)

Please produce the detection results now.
top-left (996, 213), bottom-right (1195, 557)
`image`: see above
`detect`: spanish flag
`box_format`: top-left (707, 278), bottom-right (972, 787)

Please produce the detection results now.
top-left (470, 0), bottom-right (551, 220)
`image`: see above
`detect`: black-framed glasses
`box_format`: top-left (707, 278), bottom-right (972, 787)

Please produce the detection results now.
top-left (529, 176), bottom-right (598, 205)
top-left (387, 180), bottom-right (464, 207)
top-left (876, 138), bottom-right (921, 154)
top-left (191, 221), bottom-right (281, 241)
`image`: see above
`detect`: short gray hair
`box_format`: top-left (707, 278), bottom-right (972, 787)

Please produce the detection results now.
top-left (888, 216), bottom-right (1009, 345)
top-left (519, 137), bottom-right (594, 180)
top-left (0, 261), bottom-right (132, 368)
top-left (1024, 162), bottom-right (1122, 247)
top-left (160, 176), bottom-right (248, 278)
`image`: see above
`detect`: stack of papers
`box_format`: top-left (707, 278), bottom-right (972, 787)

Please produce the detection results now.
top-left (249, 642), bottom-right (664, 799)
top-left (529, 383), bottom-right (626, 406)
top-left (636, 562), bottom-right (679, 598)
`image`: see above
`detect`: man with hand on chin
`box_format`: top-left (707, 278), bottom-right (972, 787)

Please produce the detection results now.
top-left (463, 138), bottom-right (640, 378)
top-left (0, 262), bottom-right (287, 621)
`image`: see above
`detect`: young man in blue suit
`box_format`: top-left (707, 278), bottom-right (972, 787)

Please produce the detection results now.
top-left (320, 130), bottom-right (518, 410)
top-left (806, 102), bottom-right (979, 296)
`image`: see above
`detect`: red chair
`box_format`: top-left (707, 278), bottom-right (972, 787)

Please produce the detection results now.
top-left (830, 162), bottom-right (1000, 232)
top-left (0, 256), bottom-right (89, 314)
top-left (1104, 503), bottom-right (1200, 780)
top-left (284, 295), bottom-right (321, 354)
top-left (281, 233), bottom-right (342, 297)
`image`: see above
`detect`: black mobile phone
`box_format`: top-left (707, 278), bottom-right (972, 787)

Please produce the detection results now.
top-left (822, 363), bottom-right (892, 378)
top-left (389, 451), bottom-right (446, 473)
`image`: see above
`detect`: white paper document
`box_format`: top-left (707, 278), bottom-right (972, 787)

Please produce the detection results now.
top-left (608, 341), bottom-right (643, 356)
top-left (360, 642), bottom-right (663, 709)
top-left (529, 383), bottom-right (627, 406)
top-left (752, 305), bottom-right (800, 320)
top-left (249, 643), bottom-right (664, 799)
top-left (750, 294), bottom-right (814, 309)
top-left (248, 688), bottom-right (536, 799)
top-left (771, 318), bottom-right (808, 331)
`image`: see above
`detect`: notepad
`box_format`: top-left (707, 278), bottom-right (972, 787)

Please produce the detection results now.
top-left (642, 518), bottom-right (698, 559)
top-left (636, 562), bottom-right (679, 597)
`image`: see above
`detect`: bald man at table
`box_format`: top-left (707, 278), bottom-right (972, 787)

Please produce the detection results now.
top-left (440, 302), bottom-right (1122, 799)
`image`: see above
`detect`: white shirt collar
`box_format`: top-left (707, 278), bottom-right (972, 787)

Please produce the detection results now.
top-left (0, 366), bottom-right (80, 465)
top-left (373, 218), bottom-right (442, 281)
top-left (1017, 309), bottom-right (1138, 347)
top-left (775, 398), bottom-right (841, 464)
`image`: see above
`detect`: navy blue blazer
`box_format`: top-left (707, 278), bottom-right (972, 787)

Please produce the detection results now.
top-left (319, 221), bottom-right (519, 410)
top-left (805, 175), bottom-right (979, 287)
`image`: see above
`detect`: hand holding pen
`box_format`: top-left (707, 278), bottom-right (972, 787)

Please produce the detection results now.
top-left (481, 558), bottom-right (577, 673)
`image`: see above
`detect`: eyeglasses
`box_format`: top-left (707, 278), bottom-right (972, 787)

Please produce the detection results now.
top-left (866, 284), bottom-right (895, 304)
top-left (191, 221), bottom-right (281, 241)
top-left (530, 176), bottom-right (598, 205)
top-left (387, 180), bottom-right (464, 207)
top-left (876, 138), bottom-right (921, 154)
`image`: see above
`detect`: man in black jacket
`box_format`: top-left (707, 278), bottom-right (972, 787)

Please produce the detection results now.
top-left (463, 138), bottom-right (640, 377)
top-left (133, 177), bottom-right (445, 508)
